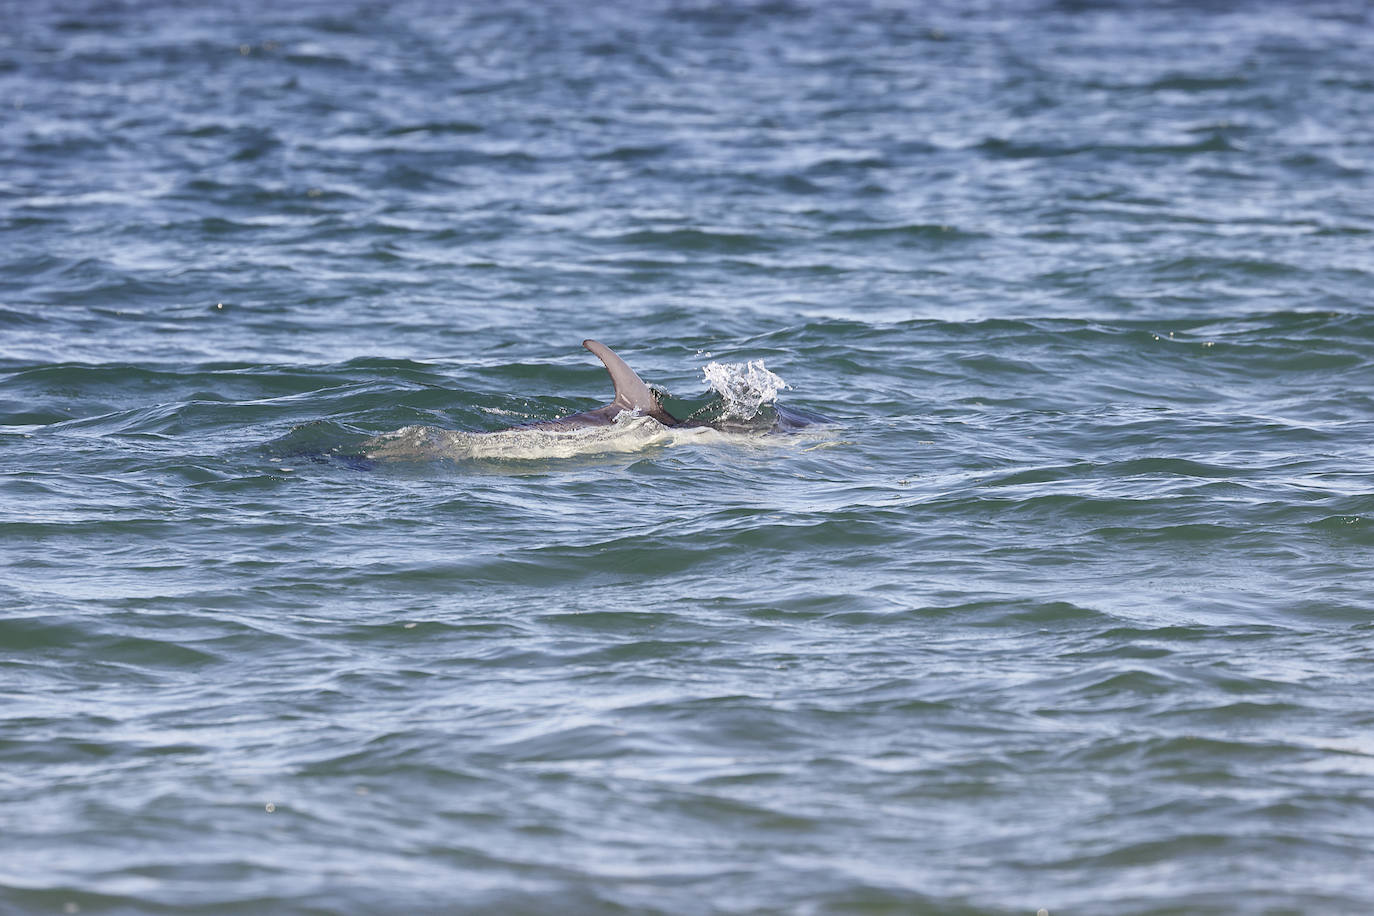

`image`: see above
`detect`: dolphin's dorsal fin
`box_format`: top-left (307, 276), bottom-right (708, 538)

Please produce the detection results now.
top-left (583, 339), bottom-right (658, 413)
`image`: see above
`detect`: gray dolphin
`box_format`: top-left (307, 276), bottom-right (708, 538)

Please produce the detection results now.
top-left (516, 340), bottom-right (822, 434)
top-left (357, 340), bottom-right (824, 462)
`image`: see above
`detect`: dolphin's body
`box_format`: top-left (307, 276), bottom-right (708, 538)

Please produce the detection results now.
top-left (515, 340), bottom-right (820, 434)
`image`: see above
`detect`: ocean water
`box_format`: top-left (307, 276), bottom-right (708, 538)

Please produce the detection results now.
top-left (3, 0), bottom-right (1373, 913)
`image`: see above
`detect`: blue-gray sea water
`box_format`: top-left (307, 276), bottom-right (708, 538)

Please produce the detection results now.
top-left (3, 0), bottom-right (1373, 913)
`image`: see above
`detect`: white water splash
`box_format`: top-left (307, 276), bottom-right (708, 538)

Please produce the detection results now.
top-left (700, 359), bottom-right (788, 420)
top-left (362, 410), bottom-right (817, 464)
top-left (364, 413), bottom-right (699, 462)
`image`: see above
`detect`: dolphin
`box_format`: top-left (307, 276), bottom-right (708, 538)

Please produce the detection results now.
top-left (514, 339), bottom-right (822, 434)
top-left (356, 340), bottom-right (823, 463)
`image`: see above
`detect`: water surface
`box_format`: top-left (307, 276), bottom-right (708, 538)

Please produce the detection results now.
top-left (3, 1), bottom-right (1373, 913)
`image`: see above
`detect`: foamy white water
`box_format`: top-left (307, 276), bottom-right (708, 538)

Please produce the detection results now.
top-left (363, 413), bottom-right (729, 462)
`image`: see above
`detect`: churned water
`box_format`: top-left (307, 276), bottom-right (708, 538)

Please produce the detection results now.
top-left (3, 0), bottom-right (1373, 913)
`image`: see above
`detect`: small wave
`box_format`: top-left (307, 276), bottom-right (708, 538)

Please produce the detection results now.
top-left (606, 229), bottom-right (775, 253)
top-left (831, 223), bottom-right (982, 243)
top-left (383, 121), bottom-right (484, 137)
top-left (979, 133), bottom-right (1238, 160)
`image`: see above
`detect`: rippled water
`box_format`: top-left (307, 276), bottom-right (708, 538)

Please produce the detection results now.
top-left (3, 1), bottom-right (1373, 913)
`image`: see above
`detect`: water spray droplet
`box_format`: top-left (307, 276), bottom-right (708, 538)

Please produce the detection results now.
top-left (701, 359), bottom-right (788, 420)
